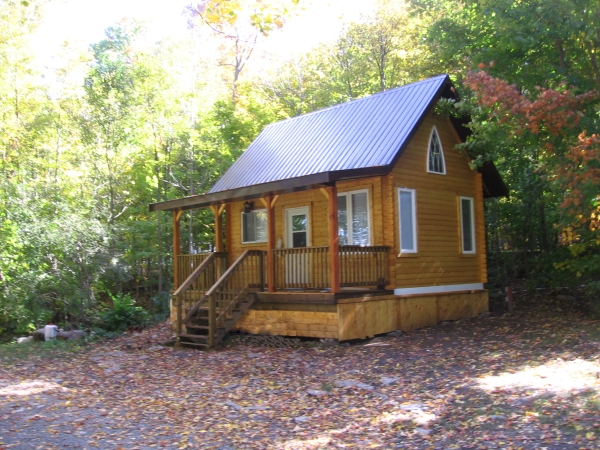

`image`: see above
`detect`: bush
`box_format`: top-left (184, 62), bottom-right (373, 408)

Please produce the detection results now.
top-left (99, 293), bottom-right (150, 333)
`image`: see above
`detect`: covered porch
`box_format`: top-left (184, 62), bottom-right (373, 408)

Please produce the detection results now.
top-left (165, 183), bottom-right (391, 347)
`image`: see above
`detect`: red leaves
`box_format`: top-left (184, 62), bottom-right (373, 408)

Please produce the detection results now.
top-left (464, 70), bottom-right (598, 139)
top-left (465, 69), bottom-right (600, 236)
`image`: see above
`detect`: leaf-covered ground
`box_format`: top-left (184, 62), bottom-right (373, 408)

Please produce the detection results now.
top-left (1, 307), bottom-right (600, 449)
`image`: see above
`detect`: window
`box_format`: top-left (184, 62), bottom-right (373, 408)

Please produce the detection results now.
top-left (242, 209), bottom-right (267, 244)
top-left (460, 197), bottom-right (476, 253)
top-left (398, 188), bottom-right (417, 253)
top-left (427, 126), bottom-right (446, 174)
top-left (337, 190), bottom-right (370, 246)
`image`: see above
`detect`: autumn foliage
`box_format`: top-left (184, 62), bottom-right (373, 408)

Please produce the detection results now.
top-left (464, 69), bottom-right (600, 282)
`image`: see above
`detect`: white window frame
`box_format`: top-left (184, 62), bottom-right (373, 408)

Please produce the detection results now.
top-left (337, 189), bottom-right (371, 246)
top-left (285, 206), bottom-right (311, 248)
top-left (459, 196), bottom-right (476, 254)
top-left (427, 126), bottom-right (446, 175)
top-left (241, 209), bottom-right (267, 244)
top-left (397, 188), bottom-right (417, 253)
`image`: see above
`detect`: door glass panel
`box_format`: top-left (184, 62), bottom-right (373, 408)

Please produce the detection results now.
top-left (292, 214), bottom-right (307, 232)
top-left (351, 192), bottom-right (369, 246)
top-left (293, 232), bottom-right (307, 247)
top-left (289, 212), bottom-right (308, 248)
top-left (337, 195), bottom-right (348, 245)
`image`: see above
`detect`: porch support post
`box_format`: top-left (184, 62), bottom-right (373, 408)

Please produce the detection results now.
top-left (173, 209), bottom-right (182, 289)
top-left (327, 185), bottom-right (341, 293)
top-left (266, 195), bottom-right (276, 292)
top-left (211, 204), bottom-right (225, 252)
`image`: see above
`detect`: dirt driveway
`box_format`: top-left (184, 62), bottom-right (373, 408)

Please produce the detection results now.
top-left (1, 306), bottom-right (600, 449)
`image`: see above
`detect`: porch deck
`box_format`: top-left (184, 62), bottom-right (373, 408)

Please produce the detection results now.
top-left (171, 247), bottom-right (487, 346)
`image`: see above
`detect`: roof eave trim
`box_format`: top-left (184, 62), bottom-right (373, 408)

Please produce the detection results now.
top-left (149, 165), bottom-right (392, 212)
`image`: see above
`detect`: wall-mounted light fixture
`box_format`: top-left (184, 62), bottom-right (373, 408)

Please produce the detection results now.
top-left (243, 201), bottom-right (254, 213)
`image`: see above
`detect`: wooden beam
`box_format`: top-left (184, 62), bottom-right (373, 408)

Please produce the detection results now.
top-left (319, 188), bottom-right (329, 200)
top-left (271, 195), bottom-right (279, 208)
top-left (214, 206), bottom-right (224, 252)
top-left (173, 210), bottom-right (182, 289)
top-left (327, 185), bottom-right (341, 293)
top-left (218, 203), bottom-right (226, 215)
top-left (259, 197), bottom-right (268, 208)
top-left (266, 195), bottom-right (276, 292)
top-left (225, 204), bottom-right (232, 253)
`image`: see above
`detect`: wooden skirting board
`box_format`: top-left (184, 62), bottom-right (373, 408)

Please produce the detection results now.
top-left (231, 290), bottom-right (489, 341)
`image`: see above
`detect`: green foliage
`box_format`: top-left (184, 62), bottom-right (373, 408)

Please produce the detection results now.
top-left (99, 293), bottom-right (150, 333)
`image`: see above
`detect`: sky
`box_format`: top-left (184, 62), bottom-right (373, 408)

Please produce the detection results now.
top-left (31, 0), bottom-right (376, 70)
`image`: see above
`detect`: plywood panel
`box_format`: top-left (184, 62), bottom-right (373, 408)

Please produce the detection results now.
top-left (397, 296), bottom-right (438, 331)
top-left (438, 293), bottom-right (472, 321)
top-left (233, 308), bottom-right (339, 339)
top-left (338, 298), bottom-right (396, 340)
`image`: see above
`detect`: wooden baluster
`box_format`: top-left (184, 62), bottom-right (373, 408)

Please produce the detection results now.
top-left (175, 295), bottom-right (182, 347)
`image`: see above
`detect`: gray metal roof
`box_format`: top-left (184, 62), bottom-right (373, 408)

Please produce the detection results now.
top-left (209, 74), bottom-right (450, 194)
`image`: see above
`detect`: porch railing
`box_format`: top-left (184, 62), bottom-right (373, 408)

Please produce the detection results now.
top-left (273, 245), bottom-right (390, 290)
top-left (340, 245), bottom-right (390, 287)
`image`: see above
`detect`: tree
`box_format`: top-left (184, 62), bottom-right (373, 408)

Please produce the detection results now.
top-left (186, 0), bottom-right (299, 100)
top-left (461, 69), bottom-right (600, 288)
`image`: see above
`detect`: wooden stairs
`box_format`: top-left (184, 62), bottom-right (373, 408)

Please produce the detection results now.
top-left (172, 250), bottom-right (265, 349)
top-left (177, 290), bottom-right (255, 349)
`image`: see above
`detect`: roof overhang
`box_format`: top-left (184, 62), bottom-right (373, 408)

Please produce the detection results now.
top-left (149, 160), bottom-right (506, 212)
top-left (479, 161), bottom-right (509, 198)
top-left (149, 166), bottom-right (393, 212)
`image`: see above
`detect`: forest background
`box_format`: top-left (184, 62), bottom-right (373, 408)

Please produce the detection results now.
top-left (1, 0), bottom-right (599, 335)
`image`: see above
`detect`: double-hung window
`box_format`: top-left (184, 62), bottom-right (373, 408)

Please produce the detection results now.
top-left (337, 190), bottom-right (370, 246)
top-left (398, 188), bottom-right (417, 253)
top-left (459, 197), bottom-right (476, 253)
top-left (241, 209), bottom-right (267, 244)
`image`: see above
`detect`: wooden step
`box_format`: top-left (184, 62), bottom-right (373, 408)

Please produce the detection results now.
top-left (180, 341), bottom-right (209, 349)
top-left (179, 333), bottom-right (209, 341)
top-left (186, 324), bottom-right (209, 330)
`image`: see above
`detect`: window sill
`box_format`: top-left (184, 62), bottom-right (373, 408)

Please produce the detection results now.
top-left (397, 252), bottom-right (418, 258)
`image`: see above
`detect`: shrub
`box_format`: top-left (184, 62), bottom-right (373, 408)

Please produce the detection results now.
top-left (100, 293), bottom-right (150, 333)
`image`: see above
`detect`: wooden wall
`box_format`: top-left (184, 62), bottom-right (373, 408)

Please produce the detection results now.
top-left (222, 111), bottom-right (487, 290)
top-left (338, 290), bottom-right (488, 339)
top-left (231, 290), bottom-right (489, 340)
top-left (232, 302), bottom-right (339, 338)
top-left (226, 177), bottom-right (386, 262)
top-left (389, 113), bottom-right (488, 288)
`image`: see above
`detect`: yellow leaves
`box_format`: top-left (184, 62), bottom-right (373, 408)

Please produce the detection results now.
top-left (587, 431), bottom-right (597, 440)
top-left (194, 0), bottom-right (298, 36)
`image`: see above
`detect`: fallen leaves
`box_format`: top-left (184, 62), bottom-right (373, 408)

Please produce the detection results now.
top-left (0, 311), bottom-right (599, 448)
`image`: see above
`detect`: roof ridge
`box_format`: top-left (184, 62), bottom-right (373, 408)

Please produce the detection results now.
top-left (263, 74), bottom-right (450, 128)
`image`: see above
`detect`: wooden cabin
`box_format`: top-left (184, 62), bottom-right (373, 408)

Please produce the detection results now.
top-left (149, 74), bottom-right (507, 349)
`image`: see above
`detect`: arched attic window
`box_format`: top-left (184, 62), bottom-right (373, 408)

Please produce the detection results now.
top-left (427, 126), bottom-right (446, 174)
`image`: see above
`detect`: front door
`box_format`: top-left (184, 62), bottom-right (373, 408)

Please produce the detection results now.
top-left (285, 207), bottom-right (310, 286)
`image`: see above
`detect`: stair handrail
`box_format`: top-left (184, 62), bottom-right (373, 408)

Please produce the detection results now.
top-left (173, 252), bottom-right (217, 297)
top-left (173, 252), bottom-right (226, 338)
top-left (182, 249), bottom-right (261, 322)
top-left (182, 249), bottom-right (264, 346)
